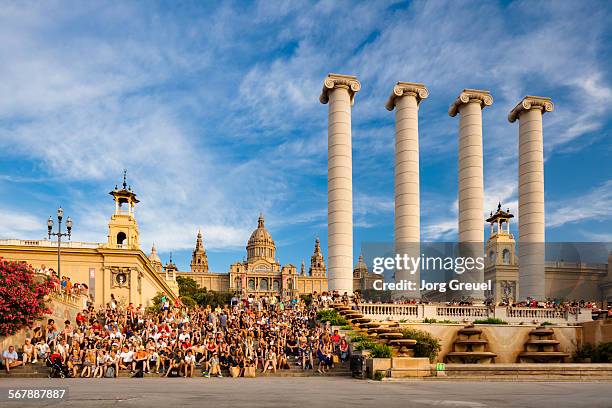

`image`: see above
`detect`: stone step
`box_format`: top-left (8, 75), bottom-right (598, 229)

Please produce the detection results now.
top-left (0, 364), bottom-right (352, 379)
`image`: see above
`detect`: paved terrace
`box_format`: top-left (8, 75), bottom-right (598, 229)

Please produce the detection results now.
top-left (1, 377), bottom-right (612, 408)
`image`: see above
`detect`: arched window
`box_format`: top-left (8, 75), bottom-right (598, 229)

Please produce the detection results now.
top-left (489, 250), bottom-right (495, 263)
top-left (273, 280), bottom-right (280, 291)
top-left (502, 249), bottom-right (510, 264)
top-left (117, 232), bottom-right (127, 245)
top-left (248, 279), bottom-right (255, 290)
top-left (260, 279), bottom-right (268, 290)
top-left (286, 278), bottom-right (293, 290)
top-left (235, 277), bottom-right (242, 289)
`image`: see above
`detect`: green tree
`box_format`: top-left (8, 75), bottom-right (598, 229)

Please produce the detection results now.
top-left (176, 276), bottom-right (198, 298)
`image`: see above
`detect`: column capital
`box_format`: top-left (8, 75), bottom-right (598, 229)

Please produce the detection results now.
top-left (319, 73), bottom-right (361, 105)
top-left (385, 81), bottom-right (429, 111)
top-left (448, 89), bottom-right (493, 117)
top-left (508, 95), bottom-right (554, 123)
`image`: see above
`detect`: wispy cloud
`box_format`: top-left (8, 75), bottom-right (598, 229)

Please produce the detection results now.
top-left (0, 0), bottom-right (610, 271)
top-left (547, 181), bottom-right (612, 228)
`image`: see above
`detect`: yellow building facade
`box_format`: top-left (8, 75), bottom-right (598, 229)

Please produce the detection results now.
top-left (0, 175), bottom-right (178, 308)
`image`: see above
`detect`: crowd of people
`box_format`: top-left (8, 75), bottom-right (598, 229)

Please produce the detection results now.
top-left (3, 293), bottom-right (352, 378)
top-left (35, 264), bottom-right (89, 296)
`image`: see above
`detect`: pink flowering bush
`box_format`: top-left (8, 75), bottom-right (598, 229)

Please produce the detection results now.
top-left (0, 258), bottom-right (54, 336)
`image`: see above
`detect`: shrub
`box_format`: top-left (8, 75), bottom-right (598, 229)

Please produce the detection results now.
top-left (575, 342), bottom-right (612, 363)
top-left (573, 343), bottom-right (595, 361)
top-left (541, 321), bottom-right (553, 326)
top-left (354, 339), bottom-right (376, 351)
top-left (374, 370), bottom-right (386, 381)
top-left (402, 328), bottom-right (441, 362)
top-left (316, 310), bottom-right (348, 326)
top-left (423, 318), bottom-right (454, 324)
top-left (350, 334), bottom-right (369, 344)
top-left (0, 259), bottom-right (55, 336)
top-left (370, 344), bottom-right (393, 358)
top-left (340, 325), bottom-right (352, 330)
top-left (473, 318), bottom-right (508, 325)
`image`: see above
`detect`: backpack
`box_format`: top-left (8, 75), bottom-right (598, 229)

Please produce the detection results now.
top-left (105, 366), bottom-right (116, 378)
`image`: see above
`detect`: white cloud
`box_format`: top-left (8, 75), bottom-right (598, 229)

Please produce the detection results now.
top-left (547, 181), bottom-right (612, 228)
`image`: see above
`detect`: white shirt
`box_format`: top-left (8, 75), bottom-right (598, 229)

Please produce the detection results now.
top-left (120, 350), bottom-right (134, 362)
top-left (3, 350), bottom-right (18, 362)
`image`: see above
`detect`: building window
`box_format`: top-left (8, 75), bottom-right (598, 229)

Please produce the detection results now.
top-left (273, 280), bottom-right (280, 291)
top-left (248, 279), bottom-right (255, 290)
top-left (117, 232), bottom-right (127, 245)
top-left (502, 249), bottom-right (510, 264)
top-left (260, 279), bottom-right (268, 290)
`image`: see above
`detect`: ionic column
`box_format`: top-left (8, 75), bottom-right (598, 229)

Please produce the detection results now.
top-left (508, 96), bottom-right (554, 301)
top-left (449, 89), bottom-right (493, 301)
top-left (386, 82), bottom-right (429, 298)
top-left (320, 73), bottom-right (360, 295)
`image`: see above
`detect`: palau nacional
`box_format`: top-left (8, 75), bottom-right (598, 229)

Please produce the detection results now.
top-left (0, 173), bottom-right (374, 308)
top-left (1, 74), bottom-right (612, 309)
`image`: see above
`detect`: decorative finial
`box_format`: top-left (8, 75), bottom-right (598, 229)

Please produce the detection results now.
top-left (169, 252), bottom-right (173, 263)
top-left (258, 213), bottom-right (264, 228)
top-left (123, 169), bottom-right (127, 189)
top-left (497, 202), bottom-right (502, 211)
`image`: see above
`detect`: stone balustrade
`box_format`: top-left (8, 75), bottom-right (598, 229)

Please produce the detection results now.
top-left (357, 303), bottom-right (593, 324)
top-left (0, 239), bottom-right (100, 249)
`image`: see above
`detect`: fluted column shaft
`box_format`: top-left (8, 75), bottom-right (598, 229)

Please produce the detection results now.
top-left (387, 82), bottom-right (428, 298)
top-left (449, 89), bottom-right (493, 301)
top-left (320, 74), bottom-right (360, 295)
top-left (457, 101), bottom-right (485, 243)
top-left (509, 96), bottom-right (554, 300)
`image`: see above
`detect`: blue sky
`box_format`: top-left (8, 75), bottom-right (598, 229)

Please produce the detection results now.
top-left (0, 0), bottom-right (610, 272)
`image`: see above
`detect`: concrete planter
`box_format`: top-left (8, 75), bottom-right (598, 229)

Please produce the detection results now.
top-left (366, 357), bottom-right (391, 379)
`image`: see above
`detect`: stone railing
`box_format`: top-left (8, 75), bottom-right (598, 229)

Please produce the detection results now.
top-left (358, 303), bottom-right (419, 318)
top-left (50, 292), bottom-right (87, 309)
top-left (0, 239), bottom-right (100, 249)
top-left (357, 303), bottom-right (593, 324)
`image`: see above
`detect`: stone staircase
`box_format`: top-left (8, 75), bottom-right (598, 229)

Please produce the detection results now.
top-left (0, 356), bottom-right (351, 379)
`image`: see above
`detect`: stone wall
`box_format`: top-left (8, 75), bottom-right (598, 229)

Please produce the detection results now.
top-left (399, 323), bottom-right (581, 363)
top-left (0, 294), bottom-right (86, 352)
top-left (582, 320), bottom-right (612, 345)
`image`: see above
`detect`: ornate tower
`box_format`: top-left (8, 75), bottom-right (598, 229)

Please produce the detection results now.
top-left (485, 203), bottom-right (517, 267)
top-left (107, 170), bottom-right (140, 249)
top-left (309, 237), bottom-right (327, 278)
top-left (353, 254), bottom-right (368, 279)
top-left (164, 253), bottom-right (178, 278)
top-left (485, 203), bottom-right (519, 303)
top-left (190, 229), bottom-right (209, 273)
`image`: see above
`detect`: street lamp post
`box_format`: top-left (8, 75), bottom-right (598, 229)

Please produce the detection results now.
top-left (47, 207), bottom-right (73, 277)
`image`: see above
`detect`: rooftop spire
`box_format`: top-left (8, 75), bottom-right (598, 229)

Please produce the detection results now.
top-left (258, 213), bottom-right (265, 228)
top-left (123, 169), bottom-right (128, 189)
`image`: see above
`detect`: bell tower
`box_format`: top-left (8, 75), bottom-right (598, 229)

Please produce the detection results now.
top-left (485, 203), bottom-right (517, 267)
top-left (107, 170), bottom-right (140, 249)
top-left (190, 229), bottom-right (209, 273)
top-left (485, 203), bottom-right (519, 303)
top-left (308, 237), bottom-right (327, 277)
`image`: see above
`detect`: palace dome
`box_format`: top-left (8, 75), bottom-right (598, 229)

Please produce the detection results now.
top-left (148, 243), bottom-right (162, 264)
top-left (247, 214), bottom-right (276, 263)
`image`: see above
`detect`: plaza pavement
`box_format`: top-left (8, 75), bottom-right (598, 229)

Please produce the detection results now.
top-left (1, 377), bottom-right (612, 408)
